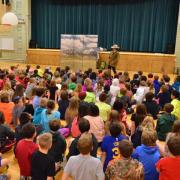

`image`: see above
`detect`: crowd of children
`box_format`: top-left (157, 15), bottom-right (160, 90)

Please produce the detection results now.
top-left (0, 64), bottom-right (180, 179)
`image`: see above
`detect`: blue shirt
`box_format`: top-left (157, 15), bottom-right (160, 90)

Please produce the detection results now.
top-left (101, 134), bottom-right (128, 171)
top-left (41, 109), bottom-right (61, 132)
top-left (132, 144), bottom-right (160, 180)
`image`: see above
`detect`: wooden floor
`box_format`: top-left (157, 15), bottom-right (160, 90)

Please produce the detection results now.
top-left (0, 61), bottom-right (170, 179)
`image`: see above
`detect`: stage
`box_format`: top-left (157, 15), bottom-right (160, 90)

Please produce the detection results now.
top-left (26, 49), bottom-right (176, 74)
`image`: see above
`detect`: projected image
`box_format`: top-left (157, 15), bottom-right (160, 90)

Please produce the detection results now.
top-left (60, 34), bottom-right (98, 71)
top-left (61, 34), bottom-right (98, 56)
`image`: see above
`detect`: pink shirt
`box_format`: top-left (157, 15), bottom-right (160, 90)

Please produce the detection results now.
top-left (71, 117), bottom-right (81, 138)
top-left (84, 115), bottom-right (105, 142)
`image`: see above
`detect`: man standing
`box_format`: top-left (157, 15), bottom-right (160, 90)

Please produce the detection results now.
top-left (108, 44), bottom-right (120, 74)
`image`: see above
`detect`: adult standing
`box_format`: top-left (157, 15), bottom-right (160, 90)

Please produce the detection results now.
top-left (108, 44), bottom-right (120, 74)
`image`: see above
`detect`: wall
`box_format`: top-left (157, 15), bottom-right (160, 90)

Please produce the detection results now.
top-left (0, 0), bottom-right (31, 62)
top-left (175, 5), bottom-right (180, 69)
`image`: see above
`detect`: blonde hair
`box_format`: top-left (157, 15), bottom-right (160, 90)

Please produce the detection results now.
top-left (3, 81), bottom-right (11, 91)
top-left (39, 97), bottom-right (48, 108)
top-left (77, 133), bottom-right (93, 154)
top-left (65, 97), bottom-right (79, 125)
top-left (75, 83), bottom-right (82, 93)
top-left (141, 129), bottom-right (157, 146)
top-left (142, 116), bottom-right (155, 130)
top-left (84, 78), bottom-right (92, 87)
top-left (37, 133), bottom-right (52, 150)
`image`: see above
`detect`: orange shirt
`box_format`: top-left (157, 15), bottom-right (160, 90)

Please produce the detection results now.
top-left (0, 102), bottom-right (14, 124)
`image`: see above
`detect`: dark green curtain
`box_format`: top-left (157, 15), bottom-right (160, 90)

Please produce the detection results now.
top-left (31, 0), bottom-right (179, 53)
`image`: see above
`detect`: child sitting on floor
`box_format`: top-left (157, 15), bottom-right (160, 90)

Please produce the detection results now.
top-left (62, 133), bottom-right (104, 180)
top-left (105, 140), bottom-right (144, 180)
top-left (132, 130), bottom-right (160, 180)
top-left (156, 103), bottom-right (176, 141)
top-left (101, 122), bottom-right (128, 171)
top-left (156, 135), bottom-right (180, 180)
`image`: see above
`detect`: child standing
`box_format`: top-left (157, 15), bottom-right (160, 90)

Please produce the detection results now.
top-left (15, 123), bottom-right (38, 178)
top-left (31, 133), bottom-right (55, 180)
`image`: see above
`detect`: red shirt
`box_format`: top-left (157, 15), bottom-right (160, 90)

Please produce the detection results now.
top-left (15, 139), bottom-right (38, 176)
top-left (71, 117), bottom-right (81, 138)
top-left (156, 156), bottom-right (180, 180)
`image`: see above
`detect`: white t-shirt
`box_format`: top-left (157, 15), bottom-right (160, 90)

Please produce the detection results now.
top-left (64, 154), bottom-right (104, 180)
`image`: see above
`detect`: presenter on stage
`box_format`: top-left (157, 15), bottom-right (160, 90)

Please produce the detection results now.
top-left (108, 44), bottom-right (120, 74)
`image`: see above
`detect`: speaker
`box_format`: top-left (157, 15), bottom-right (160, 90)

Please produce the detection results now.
top-left (29, 40), bottom-right (37, 48)
top-left (166, 43), bottom-right (175, 54)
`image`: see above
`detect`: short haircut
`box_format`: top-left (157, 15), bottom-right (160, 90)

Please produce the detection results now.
top-left (154, 75), bottom-right (159, 80)
top-left (22, 123), bottom-right (36, 139)
top-left (133, 74), bottom-right (139, 79)
top-left (161, 85), bottom-right (168, 93)
top-left (172, 120), bottom-right (180, 134)
top-left (172, 90), bottom-right (179, 99)
top-left (164, 103), bottom-right (174, 113)
top-left (77, 133), bottom-right (93, 155)
top-left (35, 88), bottom-right (45, 97)
top-left (99, 93), bottom-right (107, 102)
top-left (47, 100), bottom-right (55, 110)
top-left (141, 129), bottom-right (157, 146)
top-left (78, 92), bottom-right (86, 101)
top-left (37, 133), bottom-right (52, 150)
top-left (0, 93), bottom-right (9, 103)
top-left (163, 75), bottom-right (170, 83)
top-left (145, 92), bottom-right (154, 101)
top-left (141, 76), bottom-right (147, 82)
top-left (88, 104), bottom-right (99, 117)
top-left (19, 112), bottom-right (31, 126)
top-left (119, 140), bottom-right (133, 158)
top-left (71, 75), bottom-right (77, 82)
top-left (109, 122), bottom-right (122, 137)
top-left (78, 118), bottom-right (90, 133)
top-left (113, 100), bottom-right (123, 112)
top-left (104, 84), bottom-right (110, 93)
top-left (49, 120), bottom-right (60, 132)
top-left (148, 73), bottom-right (153, 78)
top-left (167, 136), bottom-right (180, 156)
top-left (109, 110), bottom-right (119, 122)
top-left (39, 98), bottom-right (48, 108)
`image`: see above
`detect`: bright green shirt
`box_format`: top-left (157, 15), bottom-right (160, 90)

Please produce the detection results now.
top-left (84, 92), bottom-right (96, 103)
top-left (96, 101), bottom-right (111, 122)
top-left (171, 99), bottom-right (180, 119)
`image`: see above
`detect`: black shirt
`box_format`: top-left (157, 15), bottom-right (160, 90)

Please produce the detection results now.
top-left (48, 132), bottom-right (67, 162)
top-left (58, 99), bottom-right (69, 120)
top-left (131, 113), bottom-right (146, 129)
top-left (66, 133), bottom-right (98, 160)
top-left (143, 100), bottom-right (160, 119)
top-left (48, 86), bottom-right (58, 100)
top-left (31, 151), bottom-right (55, 180)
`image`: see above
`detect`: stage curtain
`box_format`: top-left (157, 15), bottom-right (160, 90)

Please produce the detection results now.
top-left (31, 0), bottom-right (179, 53)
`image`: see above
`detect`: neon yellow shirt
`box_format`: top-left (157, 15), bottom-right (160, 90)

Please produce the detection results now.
top-left (171, 99), bottom-right (180, 119)
top-left (96, 101), bottom-right (111, 122)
